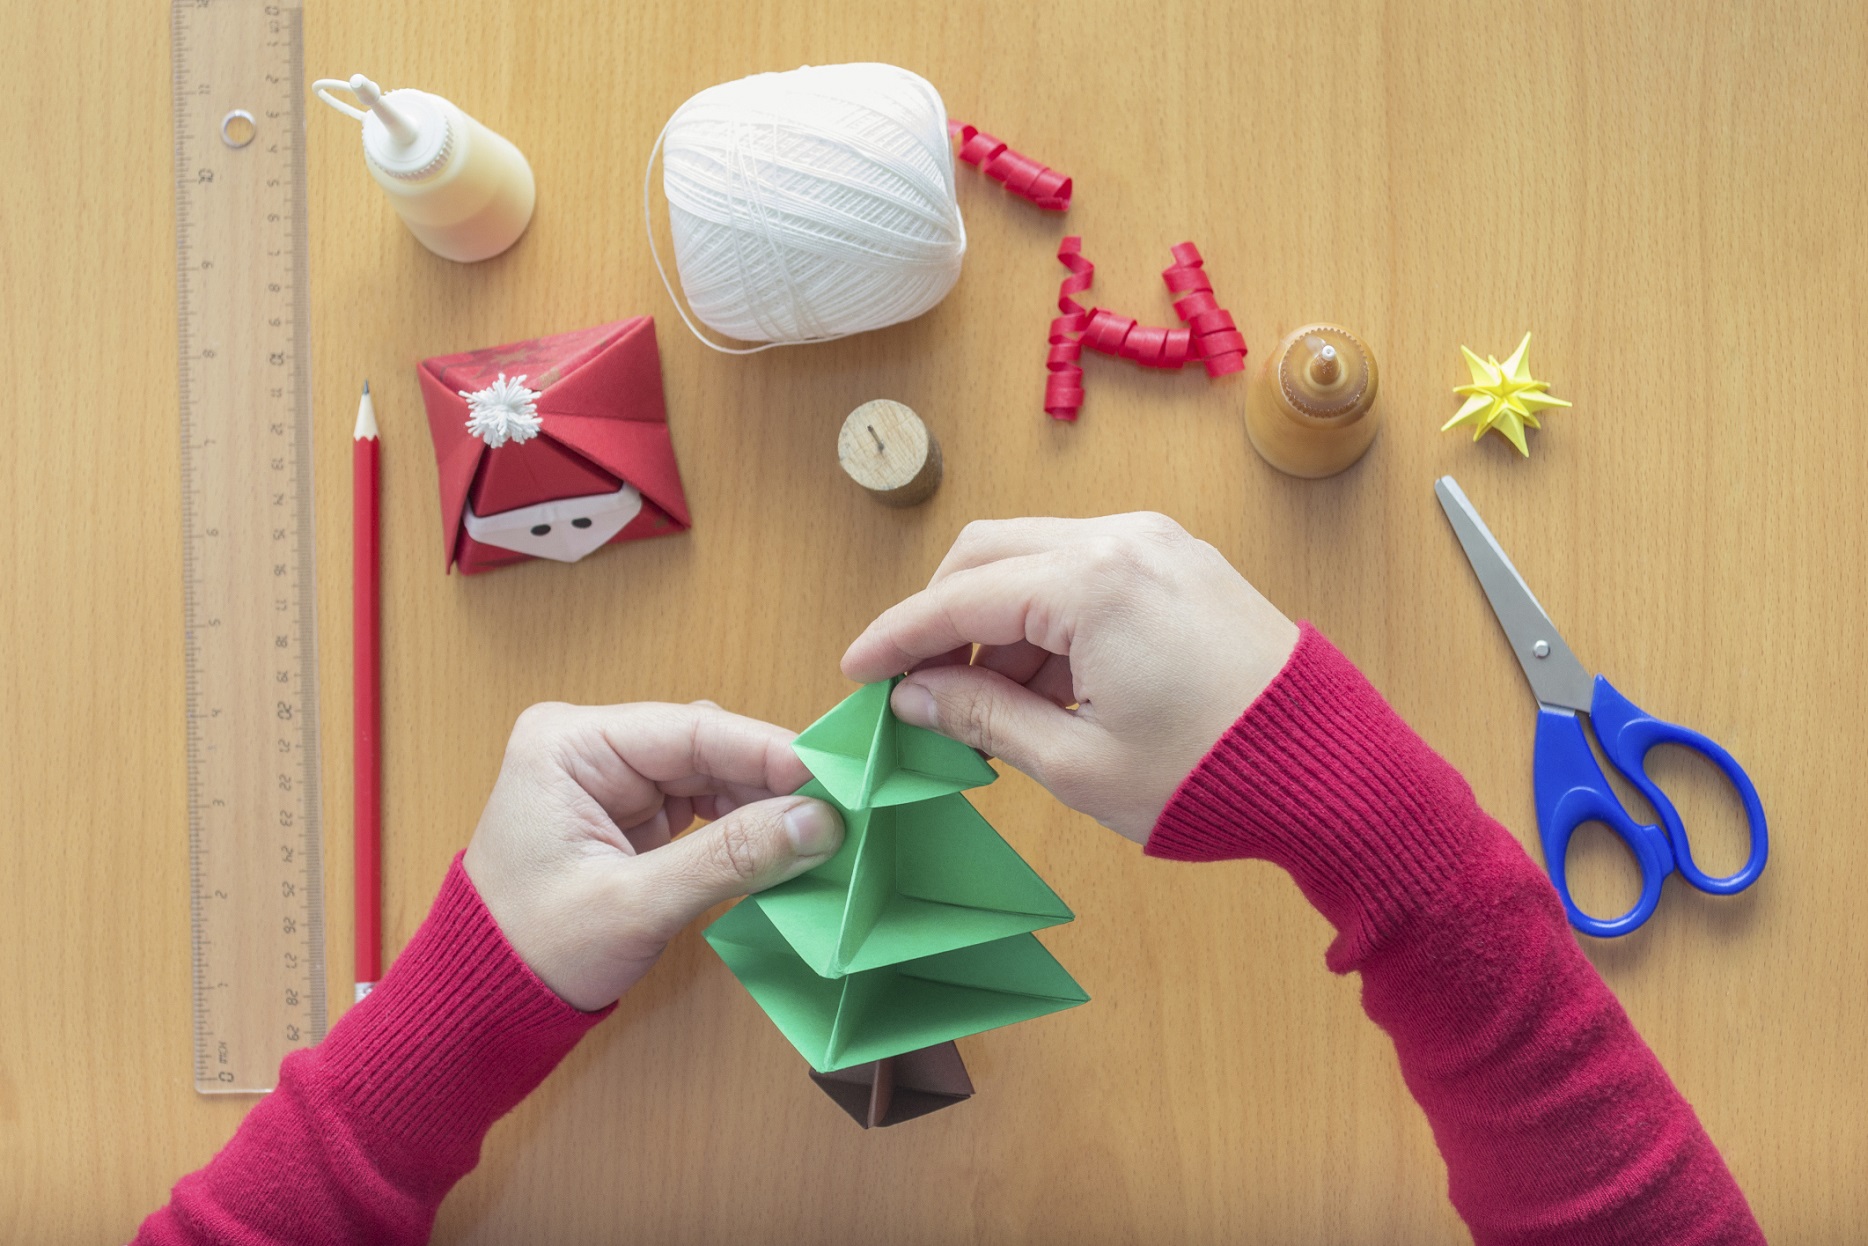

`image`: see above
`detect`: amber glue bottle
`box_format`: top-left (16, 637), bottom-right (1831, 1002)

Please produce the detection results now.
top-left (1244, 323), bottom-right (1381, 477)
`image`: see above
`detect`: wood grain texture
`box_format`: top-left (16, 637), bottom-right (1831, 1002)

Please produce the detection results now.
top-left (2, 0), bottom-right (1863, 1241)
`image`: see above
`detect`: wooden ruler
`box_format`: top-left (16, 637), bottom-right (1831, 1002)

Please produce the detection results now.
top-left (171, 0), bottom-right (327, 1094)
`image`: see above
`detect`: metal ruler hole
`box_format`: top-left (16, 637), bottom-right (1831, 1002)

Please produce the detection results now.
top-left (220, 109), bottom-right (257, 148)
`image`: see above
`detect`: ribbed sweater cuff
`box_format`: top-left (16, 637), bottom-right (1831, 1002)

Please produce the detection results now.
top-left (312, 853), bottom-right (610, 1184)
top-left (1146, 624), bottom-right (1499, 969)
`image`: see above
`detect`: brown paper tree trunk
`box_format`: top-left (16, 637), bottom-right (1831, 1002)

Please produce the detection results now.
top-left (808, 1041), bottom-right (974, 1128)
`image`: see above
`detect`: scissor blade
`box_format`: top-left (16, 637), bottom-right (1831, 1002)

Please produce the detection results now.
top-left (1434, 477), bottom-right (1595, 713)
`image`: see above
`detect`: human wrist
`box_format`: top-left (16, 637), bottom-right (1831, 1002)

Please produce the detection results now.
top-left (315, 854), bottom-right (610, 1182)
top-left (459, 838), bottom-right (560, 1001)
top-left (1145, 624), bottom-right (1500, 966)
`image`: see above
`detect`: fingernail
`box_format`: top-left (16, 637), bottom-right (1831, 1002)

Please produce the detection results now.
top-left (892, 680), bottom-right (937, 728)
top-left (784, 800), bottom-right (842, 858)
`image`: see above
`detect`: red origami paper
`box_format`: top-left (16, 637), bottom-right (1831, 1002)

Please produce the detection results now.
top-left (418, 318), bottom-right (691, 574)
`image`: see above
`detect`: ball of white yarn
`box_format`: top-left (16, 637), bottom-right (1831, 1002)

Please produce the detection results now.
top-left (658, 63), bottom-right (968, 346)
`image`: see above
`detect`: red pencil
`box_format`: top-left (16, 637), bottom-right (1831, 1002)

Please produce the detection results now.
top-left (353, 381), bottom-right (381, 1000)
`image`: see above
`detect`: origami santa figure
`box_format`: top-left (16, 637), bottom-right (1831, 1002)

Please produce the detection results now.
top-left (418, 318), bottom-right (691, 574)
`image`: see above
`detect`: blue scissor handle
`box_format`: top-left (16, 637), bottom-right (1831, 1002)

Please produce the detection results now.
top-left (1533, 706), bottom-right (1676, 937)
top-left (1587, 675), bottom-right (1769, 897)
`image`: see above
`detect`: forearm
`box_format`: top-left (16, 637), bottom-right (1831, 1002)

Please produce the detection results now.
top-left (1147, 625), bottom-right (1762, 1245)
top-left (136, 855), bottom-right (606, 1246)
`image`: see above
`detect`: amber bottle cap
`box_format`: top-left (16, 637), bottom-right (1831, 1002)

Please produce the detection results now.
top-left (1277, 324), bottom-right (1375, 422)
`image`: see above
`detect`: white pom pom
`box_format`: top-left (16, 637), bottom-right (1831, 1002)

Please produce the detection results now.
top-left (460, 373), bottom-right (543, 448)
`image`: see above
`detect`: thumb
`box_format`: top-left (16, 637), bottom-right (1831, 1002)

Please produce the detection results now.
top-left (630, 794), bottom-right (844, 935)
top-left (892, 664), bottom-right (1086, 787)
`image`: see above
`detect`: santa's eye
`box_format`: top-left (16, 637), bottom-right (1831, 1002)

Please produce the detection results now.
top-left (530, 524), bottom-right (551, 536)
top-left (571, 517), bottom-right (593, 529)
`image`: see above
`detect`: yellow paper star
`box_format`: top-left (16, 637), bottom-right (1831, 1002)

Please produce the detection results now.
top-left (1444, 333), bottom-right (1571, 456)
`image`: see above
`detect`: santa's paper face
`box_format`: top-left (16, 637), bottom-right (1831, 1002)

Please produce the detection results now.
top-left (462, 483), bottom-right (644, 563)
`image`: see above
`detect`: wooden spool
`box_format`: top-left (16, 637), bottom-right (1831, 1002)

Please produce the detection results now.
top-left (838, 400), bottom-right (942, 507)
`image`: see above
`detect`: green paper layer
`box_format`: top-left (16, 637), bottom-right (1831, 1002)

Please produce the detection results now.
top-left (705, 901), bottom-right (1088, 1073)
top-left (752, 781), bottom-right (1074, 977)
top-left (791, 678), bottom-right (998, 808)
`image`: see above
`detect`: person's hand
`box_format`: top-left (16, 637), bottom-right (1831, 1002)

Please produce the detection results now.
top-left (462, 701), bottom-right (843, 1011)
top-left (842, 514), bottom-right (1299, 842)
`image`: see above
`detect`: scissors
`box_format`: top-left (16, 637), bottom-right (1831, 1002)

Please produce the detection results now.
top-left (1434, 477), bottom-right (1768, 937)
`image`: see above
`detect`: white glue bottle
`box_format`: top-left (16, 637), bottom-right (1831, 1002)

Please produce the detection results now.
top-left (313, 74), bottom-right (535, 263)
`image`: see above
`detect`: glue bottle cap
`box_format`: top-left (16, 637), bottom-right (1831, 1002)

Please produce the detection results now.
top-left (312, 74), bottom-right (454, 181)
top-left (1276, 324), bottom-right (1376, 422)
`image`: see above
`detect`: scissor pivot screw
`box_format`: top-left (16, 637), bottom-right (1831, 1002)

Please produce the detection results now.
top-left (1532, 640), bottom-right (1550, 658)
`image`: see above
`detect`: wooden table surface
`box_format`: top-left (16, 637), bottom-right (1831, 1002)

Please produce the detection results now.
top-left (4, 1), bottom-right (1864, 1241)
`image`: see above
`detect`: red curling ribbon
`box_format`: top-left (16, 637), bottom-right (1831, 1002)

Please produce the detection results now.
top-left (1042, 237), bottom-right (1246, 419)
top-left (1173, 292), bottom-right (1220, 321)
top-left (1198, 329), bottom-right (1249, 357)
top-left (1081, 309), bottom-right (1136, 355)
top-left (1080, 311), bottom-right (1195, 369)
top-left (950, 121), bottom-right (1073, 211)
top-left (1185, 308), bottom-right (1236, 337)
top-left (1054, 236), bottom-right (1093, 317)
top-left (1142, 328), bottom-right (1195, 369)
top-left (1161, 242), bottom-right (1246, 376)
top-left (1134, 325), bottom-right (1191, 368)
top-left (1045, 236), bottom-right (1094, 420)
top-left (1168, 242), bottom-right (1204, 268)
top-left (1122, 325), bottom-right (1169, 366)
top-left (1162, 267), bottom-right (1212, 294)
top-left (1044, 376), bottom-right (1085, 414)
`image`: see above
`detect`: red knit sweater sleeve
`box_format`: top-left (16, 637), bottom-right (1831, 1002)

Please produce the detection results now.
top-left (134, 854), bottom-right (607, 1246)
top-left (1146, 624), bottom-right (1762, 1245)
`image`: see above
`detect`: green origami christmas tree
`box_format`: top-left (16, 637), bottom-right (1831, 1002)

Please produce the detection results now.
top-left (705, 678), bottom-right (1088, 1109)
